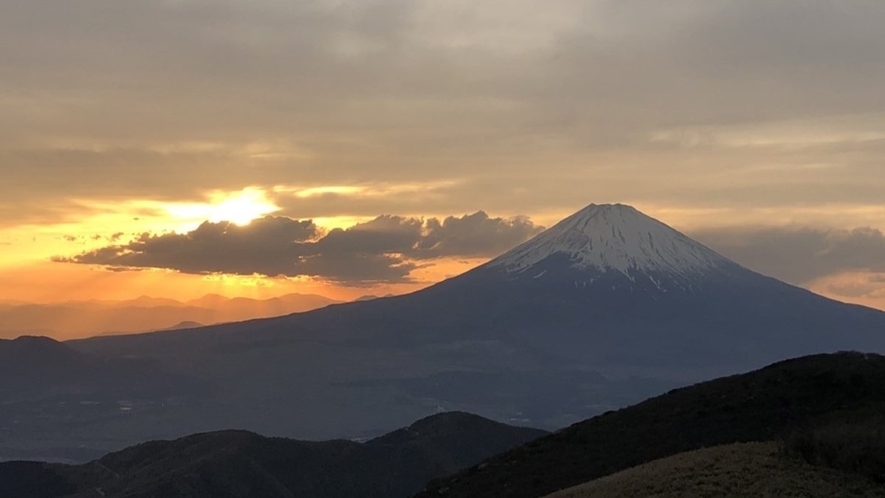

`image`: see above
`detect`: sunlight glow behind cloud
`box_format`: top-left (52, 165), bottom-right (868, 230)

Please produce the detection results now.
top-left (165, 188), bottom-right (280, 227)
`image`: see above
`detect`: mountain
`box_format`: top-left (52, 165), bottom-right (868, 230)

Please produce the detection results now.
top-left (18, 203), bottom-right (885, 459)
top-left (0, 292), bottom-right (340, 339)
top-left (0, 336), bottom-right (201, 400)
top-left (416, 352), bottom-right (885, 498)
top-left (488, 202), bottom-right (730, 281)
top-left (410, 204), bottom-right (885, 375)
top-left (541, 442), bottom-right (885, 498)
top-left (0, 412), bottom-right (545, 498)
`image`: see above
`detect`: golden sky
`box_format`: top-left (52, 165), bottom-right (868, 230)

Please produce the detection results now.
top-left (2, 1), bottom-right (885, 309)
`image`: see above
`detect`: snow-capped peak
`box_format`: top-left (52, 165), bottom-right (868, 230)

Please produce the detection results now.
top-left (487, 204), bottom-right (731, 277)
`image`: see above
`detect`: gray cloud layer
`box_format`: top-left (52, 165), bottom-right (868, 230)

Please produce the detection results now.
top-left (57, 212), bottom-right (542, 284)
top-left (694, 226), bottom-right (885, 285)
top-left (3, 1), bottom-right (885, 225)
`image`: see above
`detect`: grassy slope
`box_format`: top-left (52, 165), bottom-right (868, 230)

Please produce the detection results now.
top-left (544, 442), bottom-right (885, 498)
top-left (417, 352), bottom-right (885, 498)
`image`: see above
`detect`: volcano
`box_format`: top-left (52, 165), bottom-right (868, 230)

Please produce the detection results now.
top-left (60, 203), bottom-right (885, 452)
top-left (282, 203), bottom-right (884, 374)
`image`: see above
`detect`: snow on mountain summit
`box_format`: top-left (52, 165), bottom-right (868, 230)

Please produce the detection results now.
top-left (487, 204), bottom-right (731, 278)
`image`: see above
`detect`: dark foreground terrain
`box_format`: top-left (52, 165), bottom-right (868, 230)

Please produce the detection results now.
top-left (6, 352), bottom-right (885, 498)
top-left (543, 442), bottom-right (885, 498)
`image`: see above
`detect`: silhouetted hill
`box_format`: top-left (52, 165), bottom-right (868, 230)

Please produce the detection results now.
top-left (0, 412), bottom-right (545, 498)
top-left (0, 461), bottom-right (76, 498)
top-left (417, 352), bottom-right (885, 498)
top-left (0, 336), bottom-right (207, 463)
top-left (0, 336), bottom-right (200, 400)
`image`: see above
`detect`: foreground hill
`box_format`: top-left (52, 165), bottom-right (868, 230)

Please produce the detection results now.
top-left (544, 442), bottom-right (885, 498)
top-left (417, 352), bottom-right (885, 498)
top-left (0, 412), bottom-right (545, 498)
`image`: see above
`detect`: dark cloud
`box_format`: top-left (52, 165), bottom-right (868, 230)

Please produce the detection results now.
top-left (416, 212), bottom-right (540, 258)
top-left (56, 212), bottom-right (543, 284)
top-left (316, 216), bottom-right (425, 256)
top-left (290, 254), bottom-right (419, 286)
top-left (56, 217), bottom-right (320, 278)
top-left (693, 226), bottom-right (885, 284)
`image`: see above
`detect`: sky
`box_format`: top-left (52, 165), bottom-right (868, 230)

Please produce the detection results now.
top-left (2, 0), bottom-right (885, 308)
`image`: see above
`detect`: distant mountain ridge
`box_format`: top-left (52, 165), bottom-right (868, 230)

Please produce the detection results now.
top-left (0, 412), bottom-right (545, 498)
top-left (0, 292), bottom-right (340, 339)
top-left (0, 336), bottom-right (200, 401)
top-left (0, 336), bottom-right (205, 463)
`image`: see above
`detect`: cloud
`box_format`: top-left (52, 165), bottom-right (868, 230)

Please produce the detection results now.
top-left (693, 226), bottom-right (885, 285)
top-left (315, 216), bottom-right (425, 256)
top-left (56, 217), bottom-right (321, 278)
top-left (3, 1), bottom-right (885, 228)
top-left (415, 212), bottom-right (540, 258)
top-left (56, 212), bottom-right (543, 284)
top-left (289, 253), bottom-right (418, 286)
top-left (804, 271), bottom-right (885, 312)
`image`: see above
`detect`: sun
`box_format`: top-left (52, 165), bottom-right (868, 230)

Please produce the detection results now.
top-left (206, 189), bottom-right (280, 226)
top-left (165, 188), bottom-right (280, 228)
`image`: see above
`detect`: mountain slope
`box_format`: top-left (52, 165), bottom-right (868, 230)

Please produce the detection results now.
top-left (0, 413), bottom-right (545, 498)
top-left (488, 203), bottom-right (732, 281)
top-left (416, 352), bottom-right (885, 498)
top-left (543, 442), bottom-right (885, 498)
